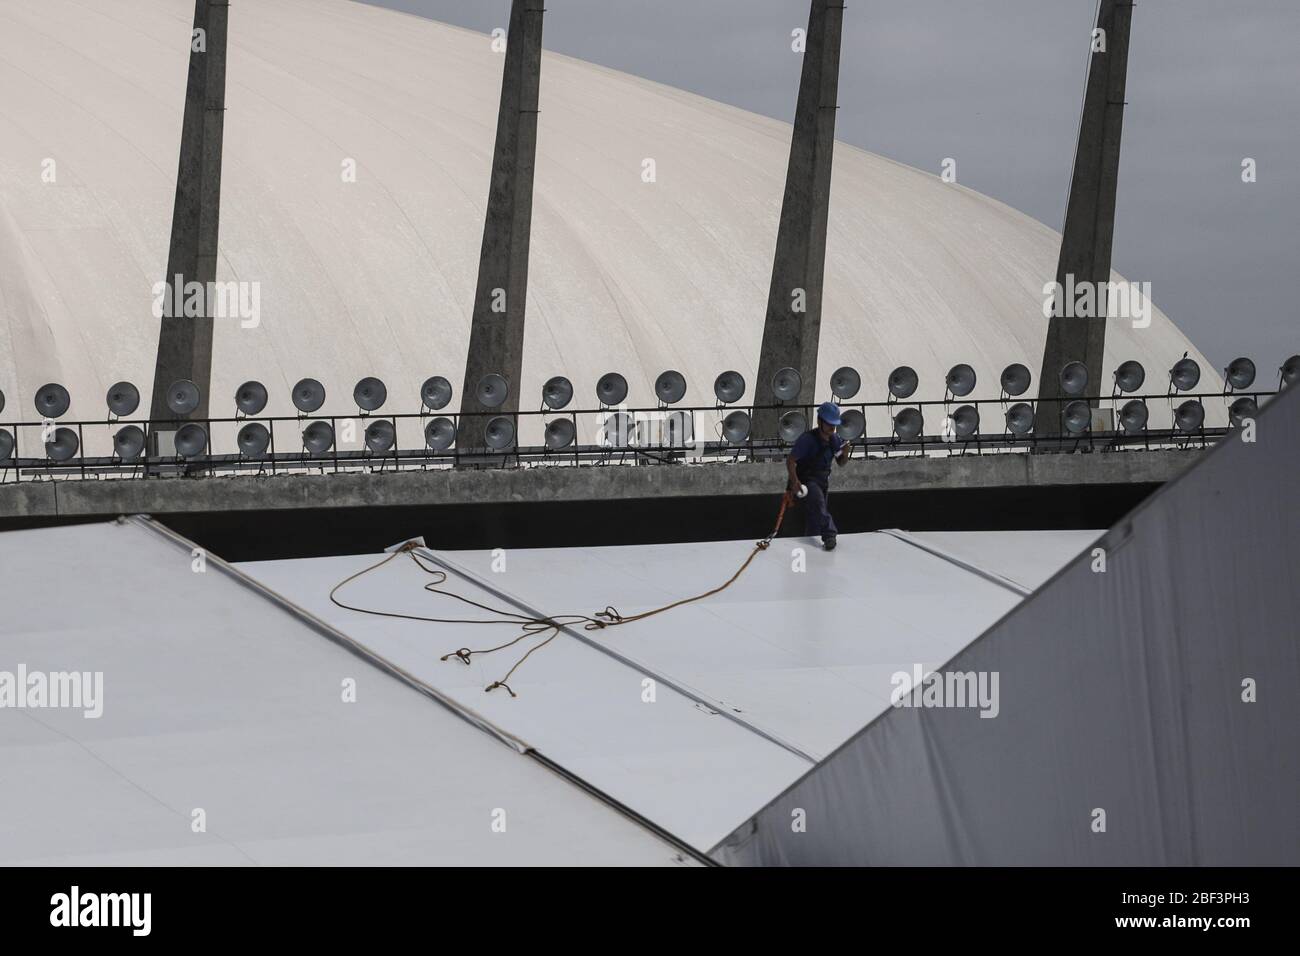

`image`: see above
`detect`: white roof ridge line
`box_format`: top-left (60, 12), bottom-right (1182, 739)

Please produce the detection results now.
top-left (419, 547), bottom-right (821, 766)
top-left (876, 528), bottom-right (1033, 597)
top-left (123, 515), bottom-right (533, 755)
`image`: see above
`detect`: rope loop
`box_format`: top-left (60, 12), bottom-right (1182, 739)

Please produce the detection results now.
top-left (329, 492), bottom-right (794, 697)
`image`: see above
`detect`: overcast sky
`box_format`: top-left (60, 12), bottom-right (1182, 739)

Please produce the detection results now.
top-left (364, 0), bottom-right (1297, 372)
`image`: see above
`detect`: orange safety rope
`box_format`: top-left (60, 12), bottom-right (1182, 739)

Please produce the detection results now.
top-left (329, 491), bottom-right (796, 697)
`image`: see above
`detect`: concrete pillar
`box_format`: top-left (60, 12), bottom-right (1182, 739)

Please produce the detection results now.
top-left (1034, 0), bottom-right (1133, 438)
top-left (458, 0), bottom-right (545, 450)
top-left (752, 1), bottom-right (844, 441)
top-left (148, 0), bottom-right (228, 443)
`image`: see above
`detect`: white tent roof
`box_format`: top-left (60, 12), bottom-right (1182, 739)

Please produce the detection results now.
top-left (0, 0), bottom-right (1217, 429)
top-left (240, 527), bottom-right (1100, 849)
top-left (714, 388), bottom-right (1300, 866)
top-left (0, 518), bottom-right (697, 865)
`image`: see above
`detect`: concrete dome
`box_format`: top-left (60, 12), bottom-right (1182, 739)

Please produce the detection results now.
top-left (0, 0), bottom-right (1218, 437)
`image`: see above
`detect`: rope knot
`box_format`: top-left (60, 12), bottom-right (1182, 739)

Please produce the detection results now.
top-left (486, 680), bottom-right (517, 699)
top-left (439, 647), bottom-right (474, 665)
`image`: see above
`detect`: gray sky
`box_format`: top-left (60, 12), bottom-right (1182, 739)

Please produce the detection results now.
top-left (364, 0), bottom-right (1298, 373)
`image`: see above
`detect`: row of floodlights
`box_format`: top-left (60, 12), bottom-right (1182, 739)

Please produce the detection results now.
top-left (0, 389), bottom-right (1263, 465)
top-left (8, 352), bottom-right (1292, 423)
top-left (0, 389), bottom-right (1267, 463)
top-left (2, 353), bottom-right (1293, 463)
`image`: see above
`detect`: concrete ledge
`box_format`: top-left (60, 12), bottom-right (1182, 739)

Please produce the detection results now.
top-left (0, 450), bottom-right (1206, 521)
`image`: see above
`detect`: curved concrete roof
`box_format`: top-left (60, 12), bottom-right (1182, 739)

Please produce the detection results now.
top-left (0, 0), bottom-right (1217, 430)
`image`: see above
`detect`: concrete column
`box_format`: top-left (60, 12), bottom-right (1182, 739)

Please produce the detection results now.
top-left (752, 1), bottom-right (844, 440)
top-left (1035, 0), bottom-right (1134, 438)
top-left (458, 0), bottom-right (545, 450)
top-left (148, 0), bottom-right (228, 440)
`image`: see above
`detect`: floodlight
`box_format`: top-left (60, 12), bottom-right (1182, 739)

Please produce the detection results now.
top-left (0, 429), bottom-right (13, 461)
top-left (714, 371), bottom-right (746, 404)
top-left (166, 380), bottom-right (201, 415)
top-left (830, 367), bottom-right (861, 401)
top-left (837, 409), bottom-right (865, 440)
top-left (1063, 400), bottom-right (1091, 434)
top-left (365, 419), bottom-right (395, 452)
top-left (1225, 357), bottom-right (1256, 391)
top-left (999, 363), bottom-right (1031, 397)
top-left (772, 367), bottom-right (802, 402)
top-left (545, 419), bottom-right (576, 450)
top-left (1005, 402), bottom-right (1034, 436)
top-left (485, 416), bottom-right (515, 450)
top-left (596, 372), bottom-right (628, 407)
top-left (1113, 360), bottom-right (1145, 394)
top-left (106, 382), bottom-right (140, 417)
top-left (542, 376), bottom-right (573, 410)
top-left (945, 363), bottom-right (976, 397)
top-left (779, 411), bottom-right (807, 443)
top-left (45, 427), bottom-right (79, 461)
top-left (1174, 399), bottom-right (1204, 433)
top-left (302, 420), bottom-right (335, 456)
top-left (292, 378), bottom-right (326, 413)
top-left (950, 404), bottom-right (979, 438)
top-left (113, 425), bottom-right (146, 461)
top-left (1118, 399), bottom-right (1148, 433)
top-left (1060, 362), bottom-right (1088, 396)
top-left (425, 416), bottom-right (455, 451)
top-left (654, 370), bottom-right (687, 405)
top-left (0, 389), bottom-right (5, 416)
top-left (421, 376), bottom-right (453, 411)
top-left (1229, 396), bottom-right (1257, 426)
top-left (175, 423), bottom-right (208, 458)
top-left (721, 410), bottom-right (751, 444)
top-left (888, 366), bottom-right (918, 400)
top-left (893, 407), bottom-right (923, 440)
top-left (664, 410), bottom-right (693, 448)
top-left (603, 411), bottom-right (634, 447)
top-left (237, 422), bottom-right (271, 458)
top-left (34, 383), bottom-right (71, 419)
top-left (1170, 356), bottom-right (1200, 392)
top-left (1282, 355), bottom-right (1300, 388)
top-left (476, 374), bottom-right (509, 409)
top-left (354, 376), bottom-right (387, 411)
top-left (236, 381), bottom-right (268, 416)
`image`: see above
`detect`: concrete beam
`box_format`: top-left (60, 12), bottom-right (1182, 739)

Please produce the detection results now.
top-left (0, 451), bottom-right (1203, 522)
top-left (1035, 0), bottom-right (1134, 436)
top-left (458, 0), bottom-right (545, 449)
top-left (148, 0), bottom-right (229, 433)
top-left (753, 1), bottom-right (845, 439)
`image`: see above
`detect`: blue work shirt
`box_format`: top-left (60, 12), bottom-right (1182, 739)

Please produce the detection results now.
top-left (790, 428), bottom-right (844, 485)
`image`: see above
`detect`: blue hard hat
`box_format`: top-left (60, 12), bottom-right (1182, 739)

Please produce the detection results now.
top-left (817, 401), bottom-right (842, 426)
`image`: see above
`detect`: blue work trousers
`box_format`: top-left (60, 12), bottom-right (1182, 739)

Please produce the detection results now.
top-left (802, 478), bottom-right (838, 538)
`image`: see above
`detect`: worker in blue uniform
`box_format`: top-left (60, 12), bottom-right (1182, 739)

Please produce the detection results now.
top-left (785, 402), bottom-right (852, 550)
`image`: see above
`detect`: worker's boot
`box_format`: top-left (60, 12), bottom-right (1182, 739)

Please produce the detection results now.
top-left (822, 534), bottom-right (837, 551)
